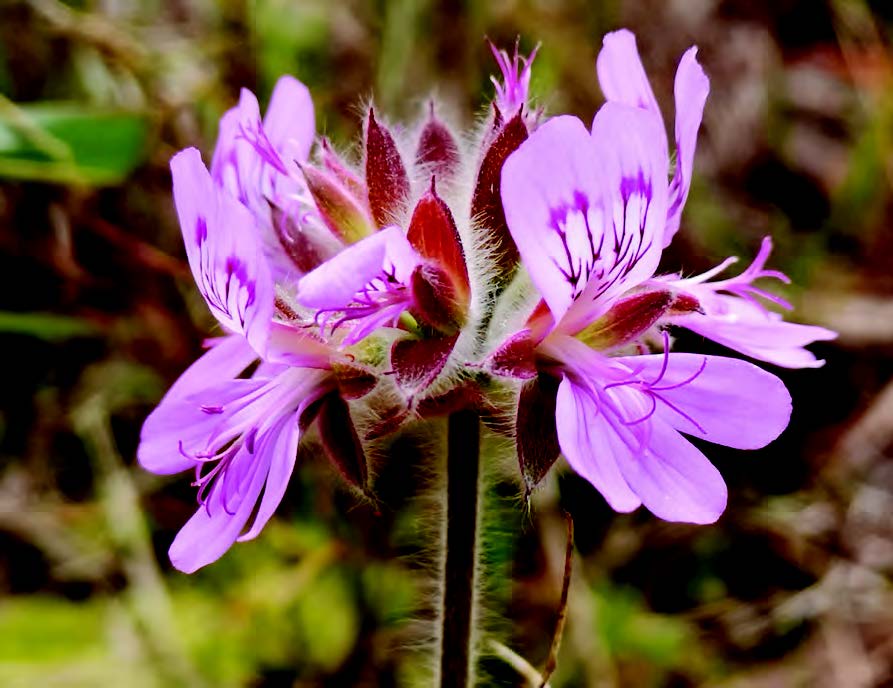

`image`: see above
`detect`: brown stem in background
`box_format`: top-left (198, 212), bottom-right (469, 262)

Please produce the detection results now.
top-left (540, 512), bottom-right (575, 687)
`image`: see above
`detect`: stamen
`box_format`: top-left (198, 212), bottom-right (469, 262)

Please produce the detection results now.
top-left (650, 356), bottom-right (707, 392)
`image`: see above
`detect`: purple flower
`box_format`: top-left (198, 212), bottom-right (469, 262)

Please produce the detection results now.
top-left (139, 86), bottom-right (344, 572)
top-left (596, 29), bottom-right (708, 247)
top-left (595, 30), bottom-right (836, 367)
top-left (211, 75), bottom-right (342, 281)
top-left (497, 36), bottom-right (803, 523)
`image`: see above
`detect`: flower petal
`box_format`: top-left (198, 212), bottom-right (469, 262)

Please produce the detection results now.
top-left (676, 295), bottom-right (837, 368)
top-left (612, 417), bottom-right (728, 524)
top-left (211, 88), bottom-right (263, 202)
top-left (501, 115), bottom-right (606, 324)
top-left (168, 442), bottom-right (270, 573)
top-left (596, 30), bottom-right (662, 125)
top-left (559, 103), bottom-right (670, 332)
top-left (171, 147), bottom-right (275, 355)
top-left (166, 335), bottom-right (258, 400)
top-left (138, 378), bottom-right (266, 475)
top-left (616, 353), bottom-right (792, 449)
top-left (555, 377), bottom-right (641, 512)
top-left (297, 225), bottom-right (419, 310)
top-left (263, 75), bottom-right (315, 164)
top-left (665, 47), bottom-right (709, 245)
top-left (236, 413), bottom-right (301, 542)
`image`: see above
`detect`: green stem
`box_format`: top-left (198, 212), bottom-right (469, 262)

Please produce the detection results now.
top-left (439, 409), bottom-right (481, 688)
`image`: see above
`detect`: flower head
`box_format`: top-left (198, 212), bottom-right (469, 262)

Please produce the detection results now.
top-left (140, 32), bottom-right (834, 571)
top-left (495, 30), bottom-right (830, 522)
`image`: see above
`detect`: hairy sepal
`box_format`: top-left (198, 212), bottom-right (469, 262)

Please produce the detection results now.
top-left (316, 392), bottom-right (368, 490)
top-left (365, 109), bottom-right (410, 227)
top-left (471, 111), bottom-right (528, 277)
top-left (302, 164), bottom-right (373, 244)
top-left (415, 105), bottom-right (461, 182)
top-left (517, 372), bottom-right (562, 493)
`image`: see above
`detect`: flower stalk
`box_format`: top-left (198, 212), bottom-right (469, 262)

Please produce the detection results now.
top-left (440, 408), bottom-right (481, 688)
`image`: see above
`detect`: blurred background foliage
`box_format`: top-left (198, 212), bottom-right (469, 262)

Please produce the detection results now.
top-left (1, 0), bottom-right (892, 686)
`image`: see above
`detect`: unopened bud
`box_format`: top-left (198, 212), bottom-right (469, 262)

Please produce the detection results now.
top-left (407, 179), bottom-right (470, 305)
top-left (415, 103), bottom-right (461, 182)
top-left (365, 108), bottom-right (410, 227)
top-left (471, 111), bottom-right (528, 278)
top-left (302, 164), bottom-right (373, 244)
top-left (410, 263), bottom-right (466, 334)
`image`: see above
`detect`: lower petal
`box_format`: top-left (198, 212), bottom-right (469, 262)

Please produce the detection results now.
top-left (555, 377), bottom-right (641, 512)
top-left (168, 445), bottom-right (271, 573)
top-left (613, 418), bottom-right (727, 524)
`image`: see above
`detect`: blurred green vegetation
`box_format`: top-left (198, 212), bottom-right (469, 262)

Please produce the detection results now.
top-left (2, 0), bottom-right (893, 686)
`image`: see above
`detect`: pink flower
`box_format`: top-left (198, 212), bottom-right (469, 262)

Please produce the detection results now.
top-left (497, 33), bottom-right (802, 523)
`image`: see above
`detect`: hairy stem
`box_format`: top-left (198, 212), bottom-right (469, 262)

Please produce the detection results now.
top-left (439, 408), bottom-right (481, 688)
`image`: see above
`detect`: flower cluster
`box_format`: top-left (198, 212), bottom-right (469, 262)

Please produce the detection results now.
top-left (139, 31), bottom-right (835, 572)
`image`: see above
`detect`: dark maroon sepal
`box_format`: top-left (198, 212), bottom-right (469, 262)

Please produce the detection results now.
top-left (365, 108), bottom-right (410, 227)
top-left (579, 289), bottom-right (675, 349)
top-left (517, 373), bottom-right (561, 494)
top-left (406, 179), bottom-right (470, 300)
top-left (487, 329), bottom-right (537, 379)
top-left (415, 104), bottom-right (461, 181)
top-left (471, 111), bottom-right (528, 276)
top-left (391, 333), bottom-right (459, 395)
top-left (316, 392), bottom-right (368, 490)
top-left (410, 264), bottom-right (465, 334)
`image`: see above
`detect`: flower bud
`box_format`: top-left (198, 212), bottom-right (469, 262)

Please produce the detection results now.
top-left (415, 103), bottom-right (460, 182)
top-left (406, 179), bottom-right (470, 305)
top-left (410, 263), bottom-right (466, 334)
top-left (471, 110), bottom-right (528, 277)
top-left (365, 108), bottom-right (410, 227)
top-left (302, 163), bottom-right (374, 244)
top-left (391, 332), bottom-right (459, 396)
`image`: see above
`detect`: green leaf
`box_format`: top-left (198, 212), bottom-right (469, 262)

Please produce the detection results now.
top-left (0, 311), bottom-right (99, 341)
top-left (0, 101), bottom-right (148, 185)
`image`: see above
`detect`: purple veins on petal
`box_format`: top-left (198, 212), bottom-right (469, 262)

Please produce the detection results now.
top-left (171, 147), bottom-right (275, 355)
top-left (500, 115), bottom-right (604, 324)
top-left (161, 368), bottom-right (332, 572)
